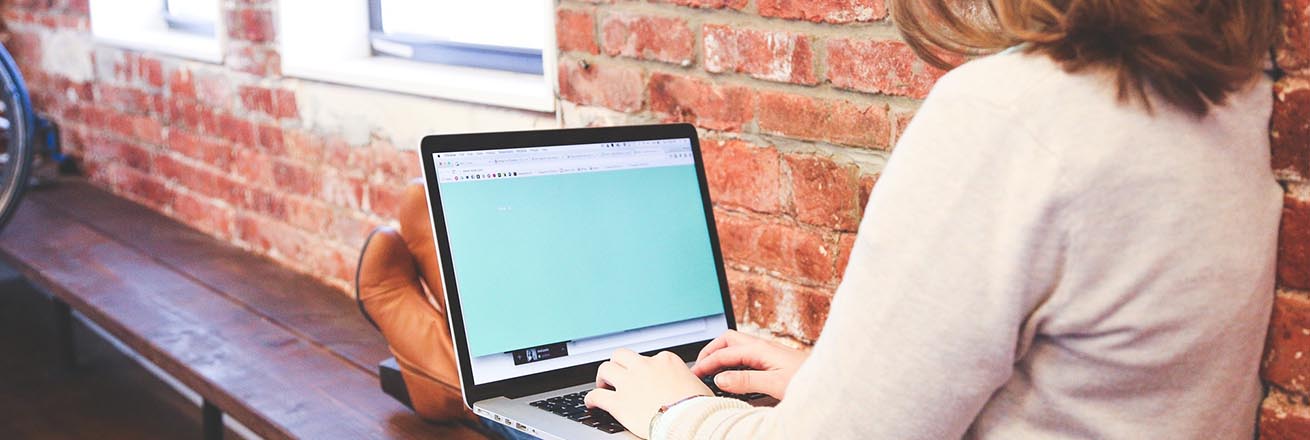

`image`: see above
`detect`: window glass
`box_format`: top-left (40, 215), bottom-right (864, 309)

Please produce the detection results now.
top-left (163, 0), bottom-right (218, 36)
top-left (377, 0), bottom-right (545, 51)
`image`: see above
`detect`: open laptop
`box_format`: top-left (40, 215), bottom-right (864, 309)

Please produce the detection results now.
top-left (418, 124), bottom-right (770, 439)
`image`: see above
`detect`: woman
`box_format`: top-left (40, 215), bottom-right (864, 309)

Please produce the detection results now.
top-left (584, 1), bottom-right (1282, 438)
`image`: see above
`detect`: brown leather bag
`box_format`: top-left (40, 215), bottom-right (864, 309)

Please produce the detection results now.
top-left (356, 179), bottom-right (480, 424)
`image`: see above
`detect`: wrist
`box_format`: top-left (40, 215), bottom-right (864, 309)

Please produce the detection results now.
top-left (647, 395), bottom-right (706, 439)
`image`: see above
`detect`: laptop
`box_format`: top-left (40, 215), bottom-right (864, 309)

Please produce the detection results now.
top-left (418, 124), bottom-right (771, 439)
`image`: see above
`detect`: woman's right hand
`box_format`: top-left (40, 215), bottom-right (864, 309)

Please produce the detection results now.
top-left (689, 330), bottom-right (809, 399)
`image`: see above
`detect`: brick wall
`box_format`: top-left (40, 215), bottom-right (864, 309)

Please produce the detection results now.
top-left (1263, 0), bottom-right (1310, 435)
top-left (556, 0), bottom-right (931, 345)
top-left (4, 0), bottom-right (1310, 433)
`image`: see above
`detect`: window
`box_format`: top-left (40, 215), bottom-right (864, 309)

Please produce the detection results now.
top-left (162, 0), bottom-right (218, 37)
top-left (280, 0), bottom-right (556, 112)
top-left (369, 0), bottom-right (545, 75)
top-left (89, 0), bottom-right (222, 62)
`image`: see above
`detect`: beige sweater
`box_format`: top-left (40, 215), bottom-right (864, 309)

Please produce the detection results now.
top-left (656, 51), bottom-right (1281, 439)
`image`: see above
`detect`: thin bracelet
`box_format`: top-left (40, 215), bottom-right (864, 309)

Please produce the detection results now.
top-left (648, 395), bottom-right (706, 438)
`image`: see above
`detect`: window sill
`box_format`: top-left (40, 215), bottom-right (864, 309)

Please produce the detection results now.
top-left (91, 27), bottom-right (222, 63)
top-left (284, 56), bottom-right (555, 113)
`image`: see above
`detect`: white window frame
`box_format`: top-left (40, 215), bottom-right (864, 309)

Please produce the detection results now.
top-left (280, 0), bottom-right (557, 113)
top-left (88, 0), bottom-right (224, 63)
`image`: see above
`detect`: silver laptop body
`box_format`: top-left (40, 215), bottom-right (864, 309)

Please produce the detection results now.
top-left (419, 124), bottom-right (751, 439)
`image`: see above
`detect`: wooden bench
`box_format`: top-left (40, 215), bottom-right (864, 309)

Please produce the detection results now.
top-left (0, 179), bottom-right (482, 439)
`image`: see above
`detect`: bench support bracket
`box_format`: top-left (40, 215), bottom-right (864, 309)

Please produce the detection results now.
top-left (51, 297), bottom-right (75, 370)
top-left (202, 399), bottom-right (223, 440)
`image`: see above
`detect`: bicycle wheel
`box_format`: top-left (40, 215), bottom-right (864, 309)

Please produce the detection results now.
top-left (0, 44), bottom-right (35, 233)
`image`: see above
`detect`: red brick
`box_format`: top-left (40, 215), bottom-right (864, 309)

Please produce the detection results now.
top-left (891, 110), bottom-right (917, 145)
top-left (651, 0), bottom-right (747, 9)
top-left (1274, 77), bottom-right (1310, 180)
top-left (94, 110), bottom-right (130, 139)
top-left (212, 114), bottom-right (255, 147)
top-left (97, 139), bottom-right (153, 172)
top-left (94, 84), bottom-right (151, 113)
top-left (192, 70), bottom-right (233, 108)
top-left (786, 154), bottom-right (861, 231)
top-left (243, 187), bottom-right (290, 219)
top-left (37, 12), bottom-right (85, 29)
top-left (1262, 389), bottom-right (1310, 440)
top-left (556, 9), bottom-right (599, 55)
top-left (367, 183), bottom-right (404, 216)
top-left (648, 73), bottom-right (754, 132)
top-left (743, 278), bottom-right (832, 341)
top-left (226, 8), bottom-right (275, 43)
top-left (757, 0), bottom-right (886, 23)
top-left (2, 10), bottom-right (31, 24)
top-left (742, 273), bottom-right (778, 329)
top-left (171, 189), bottom-right (233, 238)
top-left (60, 0), bottom-right (90, 14)
top-left (130, 115), bottom-right (165, 145)
top-left (283, 130), bottom-right (327, 164)
top-left (238, 85), bottom-right (276, 116)
top-left (793, 286), bottom-right (833, 341)
top-left (724, 269), bottom-right (759, 324)
top-left (834, 233), bottom-right (857, 276)
top-left (827, 39), bottom-right (949, 99)
top-left (119, 166), bottom-right (173, 208)
top-left (137, 56), bottom-right (164, 88)
top-left (280, 194), bottom-right (332, 232)
top-left (322, 139), bottom-right (375, 177)
top-left (235, 213), bottom-right (313, 259)
top-left (232, 148), bottom-right (274, 186)
top-left (701, 139), bottom-right (781, 213)
top-left (166, 97), bottom-right (199, 130)
top-left (168, 130), bottom-right (233, 170)
top-left (757, 92), bottom-right (891, 149)
top-left (1265, 291), bottom-right (1310, 393)
top-left (702, 25), bottom-right (816, 85)
top-left (716, 212), bottom-right (837, 283)
top-left (1278, 0), bottom-right (1310, 72)
top-left (312, 243), bottom-right (356, 288)
top-left (227, 43), bottom-right (280, 76)
top-left (857, 173), bottom-right (878, 213)
top-left (558, 60), bottom-right (644, 112)
top-left (273, 159), bottom-right (318, 197)
top-left (273, 88), bottom-right (298, 120)
top-left (601, 13), bottom-right (694, 65)
top-left (149, 152), bottom-right (188, 182)
top-left (1281, 194), bottom-right (1310, 290)
top-left (6, 32), bottom-right (41, 69)
top-left (256, 124), bottom-right (285, 155)
top-left (372, 147), bottom-right (422, 184)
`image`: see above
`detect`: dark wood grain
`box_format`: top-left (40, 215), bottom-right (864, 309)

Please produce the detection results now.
top-left (0, 180), bottom-right (484, 440)
top-left (0, 274), bottom-right (240, 440)
top-left (27, 181), bottom-right (391, 374)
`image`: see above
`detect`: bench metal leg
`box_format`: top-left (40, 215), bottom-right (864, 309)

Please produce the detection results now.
top-left (202, 399), bottom-right (223, 440)
top-left (51, 297), bottom-right (75, 370)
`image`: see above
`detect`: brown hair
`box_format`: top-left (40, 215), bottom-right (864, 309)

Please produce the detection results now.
top-left (891, 0), bottom-right (1279, 116)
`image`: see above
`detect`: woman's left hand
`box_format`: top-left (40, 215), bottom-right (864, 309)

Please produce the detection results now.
top-left (584, 348), bottom-right (713, 439)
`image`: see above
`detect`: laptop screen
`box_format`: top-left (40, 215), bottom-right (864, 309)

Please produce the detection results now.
top-left (433, 137), bottom-right (730, 385)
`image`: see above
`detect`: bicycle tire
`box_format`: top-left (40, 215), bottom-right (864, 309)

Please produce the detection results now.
top-left (0, 43), bottom-right (36, 234)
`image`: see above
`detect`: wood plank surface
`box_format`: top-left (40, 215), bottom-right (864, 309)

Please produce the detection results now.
top-left (28, 181), bottom-right (390, 374)
top-left (0, 180), bottom-right (482, 439)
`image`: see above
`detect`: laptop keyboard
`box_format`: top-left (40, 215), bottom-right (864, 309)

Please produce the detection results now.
top-left (527, 376), bottom-right (768, 434)
top-left (529, 391), bottom-right (626, 433)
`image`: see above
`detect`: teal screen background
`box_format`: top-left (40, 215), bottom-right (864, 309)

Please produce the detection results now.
top-left (439, 164), bottom-right (726, 357)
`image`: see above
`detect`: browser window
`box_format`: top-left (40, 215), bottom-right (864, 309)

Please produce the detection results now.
top-left (434, 138), bottom-right (729, 384)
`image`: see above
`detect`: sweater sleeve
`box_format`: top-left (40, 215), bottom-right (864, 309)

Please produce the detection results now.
top-left (654, 86), bottom-right (1070, 439)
